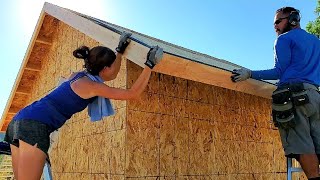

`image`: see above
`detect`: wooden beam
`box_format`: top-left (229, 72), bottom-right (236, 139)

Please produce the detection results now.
top-left (35, 38), bottom-right (52, 45)
top-left (25, 62), bottom-right (41, 71)
top-left (154, 54), bottom-right (276, 99)
top-left (36, 33), bottom-right (53, 45)
top-left (16, 89), bottom-right (31, 95)
top-left (16, 91), bottom-right (30, 96)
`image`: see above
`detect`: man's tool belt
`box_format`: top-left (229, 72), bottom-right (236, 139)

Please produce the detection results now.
top-left (272, 83), bottom-right (317, 129)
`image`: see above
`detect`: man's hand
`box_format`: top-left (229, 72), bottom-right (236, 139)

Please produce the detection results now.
top-left (144, 46), bottom-right (163, 69)
top-left (115, 31), bottom-right (132, 54)
top-left (231, 68), bottom-right (252, 82)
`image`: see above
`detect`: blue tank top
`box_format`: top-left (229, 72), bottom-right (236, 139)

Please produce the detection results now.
top-left (13, 72), bottom-right (95, 130)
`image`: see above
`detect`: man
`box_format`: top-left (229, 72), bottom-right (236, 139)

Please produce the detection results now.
top-left (231, 7), bottom-right (320, 180)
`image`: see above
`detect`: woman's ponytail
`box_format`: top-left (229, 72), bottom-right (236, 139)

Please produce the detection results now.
top-left (73, 46), bottom-right (90, 59)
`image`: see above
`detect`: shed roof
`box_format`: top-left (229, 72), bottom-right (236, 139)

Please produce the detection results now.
top-left (0, 2), bottom-right (276, 132)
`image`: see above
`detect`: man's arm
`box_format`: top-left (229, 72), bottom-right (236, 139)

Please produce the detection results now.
top-left (253, 36), bottom-right (292, 80)
top-left (251, 68), bottom-right (280, 80)
top-left (232, 36), bottom-right (291, 82)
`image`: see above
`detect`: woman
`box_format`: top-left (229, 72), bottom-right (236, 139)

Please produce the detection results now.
top-left (4, 32), bottom-right (163, 179)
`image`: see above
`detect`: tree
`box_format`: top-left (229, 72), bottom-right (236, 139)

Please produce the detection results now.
top-left (306, 0), bottom-right (320, 38)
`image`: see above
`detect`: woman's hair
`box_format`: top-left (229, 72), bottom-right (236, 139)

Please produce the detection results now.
top-left (73, 46), bottom-right (116, 75)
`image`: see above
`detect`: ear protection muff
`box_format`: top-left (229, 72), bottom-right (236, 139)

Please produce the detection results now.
top-left (288, 11), bottom-right (300, 26)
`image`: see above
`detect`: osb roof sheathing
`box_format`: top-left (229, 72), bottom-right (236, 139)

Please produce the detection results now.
top-left (0, 2), bottom-right (276, 132)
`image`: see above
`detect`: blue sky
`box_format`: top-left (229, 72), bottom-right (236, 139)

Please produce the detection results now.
top-left (0, 0), bottom-right (318, 116)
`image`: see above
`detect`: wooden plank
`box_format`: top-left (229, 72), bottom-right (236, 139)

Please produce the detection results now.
top-left (16, 91), bottom-right (30, 96)
top-left (25, 62), bottom-right (42, 71)
top-left (16, 86), bottom-right (31, 95)
top-left (36, 38), bottom-right (52, 45)
top-left (154, 54), bottom-right (276, 99)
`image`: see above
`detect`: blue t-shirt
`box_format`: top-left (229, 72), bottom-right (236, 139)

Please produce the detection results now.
top-left (251, 28), bottom-right (320, 86)
top-left (13, 72), bottom-right (95, 130)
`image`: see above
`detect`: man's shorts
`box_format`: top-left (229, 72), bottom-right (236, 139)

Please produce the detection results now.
top-left (4, 119), bottom-right (53, 156)
top-left (277, 87), bottom-right (320, 158)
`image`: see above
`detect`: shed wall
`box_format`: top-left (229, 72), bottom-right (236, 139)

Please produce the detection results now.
top-left (125, 63), bottom-right (305, 179)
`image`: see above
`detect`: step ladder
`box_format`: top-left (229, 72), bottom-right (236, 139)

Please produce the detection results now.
top-left (287, 157), bottom-right (320, 180)
top-left (287, 157), bottom-right (305, 180)
top-left (0, 155), bottom-right (14, 179)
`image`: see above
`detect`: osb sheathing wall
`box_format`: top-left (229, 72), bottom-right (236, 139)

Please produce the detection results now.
top-left (25, 20), bottom-right (306, 179)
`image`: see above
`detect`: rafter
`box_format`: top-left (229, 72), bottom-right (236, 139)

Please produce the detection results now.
top-left (35, 37), bottom-right (52, 45)
top-left (25, 62), bottom-right (41, 71)
top-left (16, 89), bottom-right (31, 95)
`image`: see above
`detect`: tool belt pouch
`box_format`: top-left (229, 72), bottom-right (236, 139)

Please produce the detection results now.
top-left (272, 89), bottom-right (295, 129)
top-left (290, 83), bottom-right (313, 117)
top-left (290, 83), bottom-right (310, 106)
